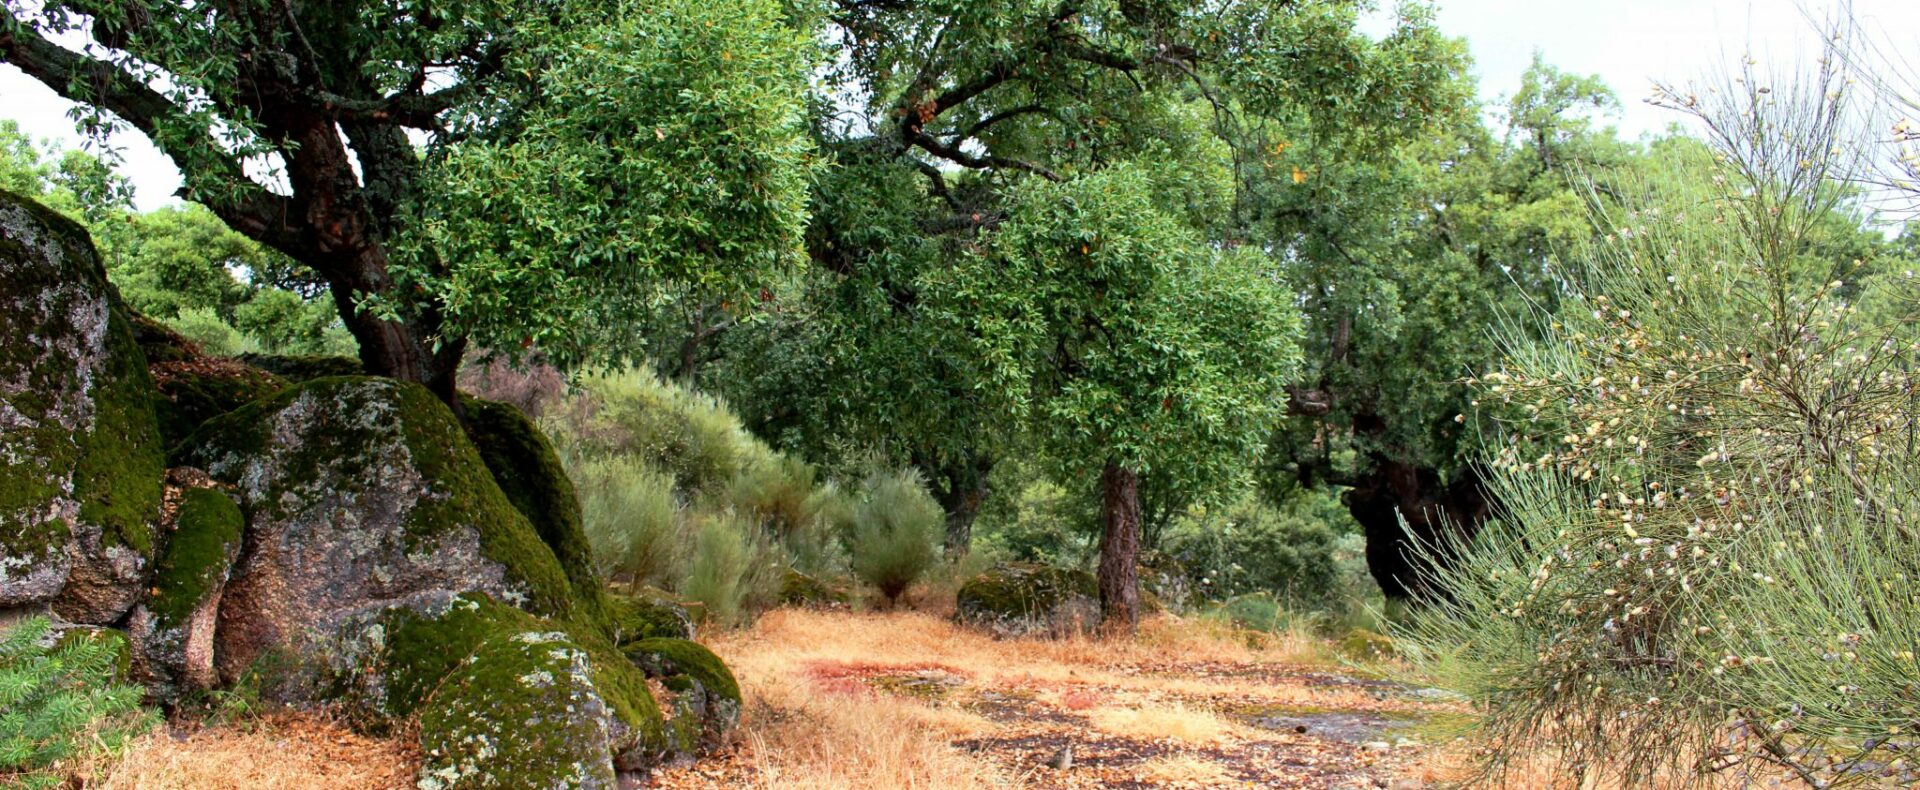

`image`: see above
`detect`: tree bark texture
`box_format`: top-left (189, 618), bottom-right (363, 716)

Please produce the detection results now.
top-left (1097, 462), bottom-right (1143, 634)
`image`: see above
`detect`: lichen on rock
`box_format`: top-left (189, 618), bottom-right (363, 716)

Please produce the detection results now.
top-left (415, 629), bottom-right (620, 790)
top-left (0, 188), bottom-right (164, 623)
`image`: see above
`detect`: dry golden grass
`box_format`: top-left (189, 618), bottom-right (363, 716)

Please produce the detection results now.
top-left (1086, 702), bottom-right (1232, 744)
top-left (1134, 753), bottom-right (1234, 787)
top-left (652, 607), bottom-right (1447, 789)
top-left (93, 713), bottom-right (415, 789)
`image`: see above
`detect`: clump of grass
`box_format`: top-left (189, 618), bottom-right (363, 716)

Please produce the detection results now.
top-left (845, 470), bottom-right (944, 605)
top-left (681, 511), bottom-right (783, 626)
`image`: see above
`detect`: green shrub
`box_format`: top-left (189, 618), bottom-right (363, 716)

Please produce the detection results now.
top-left (164, 306), bottom-right (251, 357)
top-left (1397, 64), bottom-right (1920, 785)
top-left (0, 618), bottom-right (154, 787)
top-left (727, 454), bottom-right (817, 538)
top-left (575, 454), bottom-right (683, 587)
top-left (1163, 490), bottom-right (1370, 612)
top-left (972, 473), bottom-right (1097, 568)
top-left (845, 469), bottom-right (943, 604)
top-left (680, 512), bottom-right (781, 626)
top-left (579, 370), bottom-right (763, 492)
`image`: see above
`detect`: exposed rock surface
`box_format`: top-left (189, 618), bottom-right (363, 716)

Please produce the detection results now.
top-left (0, 188), bottom-right (164, 622)
top-left (174, 376), bottom-right (580, 695)
top-left (127, 475), bottom-right (244, 696)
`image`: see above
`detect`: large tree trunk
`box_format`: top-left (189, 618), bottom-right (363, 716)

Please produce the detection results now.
top-left (1097, 462), bottom-right (1143, 634)
top-left (1344, 458), bottom-right (1489, 602)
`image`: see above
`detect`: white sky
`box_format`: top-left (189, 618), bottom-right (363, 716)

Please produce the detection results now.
top-left (3, 1), bottom-right (1917, 211)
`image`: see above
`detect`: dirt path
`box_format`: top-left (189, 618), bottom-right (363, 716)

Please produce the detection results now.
top-left (651, 609), bottom-right (1465, 789)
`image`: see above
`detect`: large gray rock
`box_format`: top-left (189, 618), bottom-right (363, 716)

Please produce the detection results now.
top-left (173, 376), bottom-right (583, 696)
top-left (0, 189), bottom-right (164, 622)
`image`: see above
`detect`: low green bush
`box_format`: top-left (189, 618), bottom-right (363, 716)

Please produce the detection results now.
top-left (844, 469), bottom-right (944, 604)
top-left (575, 454), bottom-right (683, 587)
top-left (0, 618), bottom-right (154, 788)
top-left (1162, 490), bottom-right (1371, 612)
top-left (679, 512), bottom-right (781, 626)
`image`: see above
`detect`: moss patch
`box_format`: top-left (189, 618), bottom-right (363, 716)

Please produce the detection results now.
top-left (151, 359), bottom-right (286, 451)
top-left (625, 638), bottom-right (740, 705)
top-left (374, 594), bottom-right (667, 758)
top-left (415, 630), bottom-right (618, 790)
top-left (146, 488), bottom-right (243, 629)
top-left (956, 563), bottom-right (1097, 620)
top-left (70, 304), bottom-right (166, 559)
top-left (607, 588), bottom-right (694, 644)
top-left (779, 568), bottom-right (849, 607)
top-left (460, 397), bottom-right (611, 636)
top-left (0, 188), bottom-right (163, 603)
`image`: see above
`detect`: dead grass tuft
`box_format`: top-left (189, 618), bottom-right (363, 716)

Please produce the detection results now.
top-left (1088, 702), bottom-right (1233, 744)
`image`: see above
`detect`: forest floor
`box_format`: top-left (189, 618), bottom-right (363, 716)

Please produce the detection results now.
top-left (658, 607), bottom-right (1469, 790)
top-left (94, 608), bottom-right (1478, 790)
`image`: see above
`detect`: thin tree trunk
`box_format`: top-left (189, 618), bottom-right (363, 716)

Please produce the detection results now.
top-left (1097, 462), bottom-right (1143, 634)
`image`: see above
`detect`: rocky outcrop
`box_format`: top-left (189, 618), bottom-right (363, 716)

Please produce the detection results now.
top-left (0, 188), bottom-right (164, 623)
top-left (956, 563), bottom-right (1100, 638)
top-left (1, 188), bottom-right (745, 785)
top-left (174, 376), bottom-right (583, 696)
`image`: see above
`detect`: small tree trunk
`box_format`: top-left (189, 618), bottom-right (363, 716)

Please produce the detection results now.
top-left (926, 454), bottom-right (993, 557)
top-left (1097, 462), bottom-right (1143, 635)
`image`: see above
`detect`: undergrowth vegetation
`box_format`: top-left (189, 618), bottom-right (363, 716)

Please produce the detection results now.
top-left (0, 618), bottom-right (154, 788)
top-left (1397, 43), bottom-right (1920, 787)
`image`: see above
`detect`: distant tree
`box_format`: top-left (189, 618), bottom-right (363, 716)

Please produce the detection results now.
top-left (938, 165), bottom-right (1300, 631)
top-left (1253, 57), bottom-right (1642, 600)
top-left (1, 0), bottom-right (815, 403)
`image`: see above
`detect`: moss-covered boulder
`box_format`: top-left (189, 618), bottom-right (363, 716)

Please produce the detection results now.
top-left (607, 587), bottom-right (695, 644)
top-left (0, 189), bottom-right (164, 623)
top-left (415, 629), bottom-right (622, 789)
top-left (127, 477), bottom-right (244, 696)
top-left (174, 376), bottom-right (584, 696)
top-left (461, 397), bottom-right (611, 634)
top-left (150, 358), bottom-right (287, 450)
top-left (337, 593), bottom-right (670, 784)
top-left (955, 563), bottom-right (1100, 638)
top-left (625, 638), bottom-right (742, 756)
top-left (779, 568), bottom-right (850, 608)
